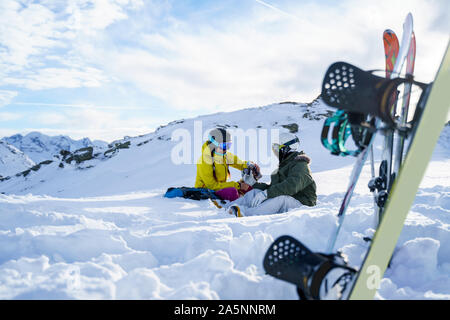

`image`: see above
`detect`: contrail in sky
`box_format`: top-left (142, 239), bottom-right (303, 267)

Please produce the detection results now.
top-left (14, 102), bottom-right (146, 111)
top-left (253, 0), bottom-right (304, 23)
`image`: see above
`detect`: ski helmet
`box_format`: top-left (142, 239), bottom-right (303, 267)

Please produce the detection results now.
top-left (272, 132), bottom-right (300, 158)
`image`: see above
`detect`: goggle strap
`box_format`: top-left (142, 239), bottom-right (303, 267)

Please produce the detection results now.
top-left (209, 135), bottom-right (231, 149)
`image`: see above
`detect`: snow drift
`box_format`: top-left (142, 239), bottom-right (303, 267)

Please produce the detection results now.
top-left (0, 100), bottom-right (449, 299)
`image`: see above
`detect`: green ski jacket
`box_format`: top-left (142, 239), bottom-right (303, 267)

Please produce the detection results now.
top-left (253, 151), bottom-right (317, 206)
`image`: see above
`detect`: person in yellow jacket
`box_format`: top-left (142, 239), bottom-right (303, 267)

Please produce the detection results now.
top-left (195, 128), bottom-right (256, 201)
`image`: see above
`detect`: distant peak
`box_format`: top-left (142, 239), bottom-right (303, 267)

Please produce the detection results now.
top-left (25, 131), bottom-right (44, 138)
top-left (278, 101), bottom-right (301, 105)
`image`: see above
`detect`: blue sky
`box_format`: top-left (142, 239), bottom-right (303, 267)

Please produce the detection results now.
top-left (0, 0), bottom-right (448, 142)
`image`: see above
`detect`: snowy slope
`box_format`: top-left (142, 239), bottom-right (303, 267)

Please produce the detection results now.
top-left (2, 132), bottom-right (108, 164)
top-left (0, 141), bottom-right (35, 178)
top-left (0, 101), bottom-right (449, 300)
top-left (0, 101), bottom-right (356, 197)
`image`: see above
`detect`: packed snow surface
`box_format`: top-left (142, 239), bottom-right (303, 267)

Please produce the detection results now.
top-left (0, 102), bottom-right (449, 299)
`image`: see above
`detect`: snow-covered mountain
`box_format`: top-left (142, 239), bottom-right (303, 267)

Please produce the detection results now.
top-left (2, 99), bottom-right (447, 197)
top-left (0, 100), bottom-right (348, 196)
top-left (2, 132), bottom-right (108, 164)
top-left (0, 99), bottom-right (449, 300)
top-left (0, 141), bottom-right (35, 178)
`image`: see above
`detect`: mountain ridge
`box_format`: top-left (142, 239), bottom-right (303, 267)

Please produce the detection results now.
top-left (1, 98), bottom-right (448, 197)
top-left (1, 131), bottom-right (109, 164)
top-left (0, 100), bottom-right (340, 196)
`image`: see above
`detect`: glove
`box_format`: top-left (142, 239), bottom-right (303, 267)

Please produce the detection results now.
top-left (251, 190), bottom-right (267, 207)
top-left (247, 162), bottom-right (262, 179)
top-left (251, 163), bottom-right (262, 180)
top-left (242, 170), bottom-right (256, 186)
top-left (243, 162), bottom-right (262, 186)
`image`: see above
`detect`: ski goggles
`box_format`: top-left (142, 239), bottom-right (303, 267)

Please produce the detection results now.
top-left (272, 136), bottom-right (299, 151)
top-left (209, 135), bottom-right (232, 150)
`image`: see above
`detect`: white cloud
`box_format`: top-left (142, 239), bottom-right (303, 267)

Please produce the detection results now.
top-left (34, 112), bottom-right (68, 126)
top-left (0, 90), bottom-right (18, 107)
top-left (0, 0), bottom-right (143, 90)
top-left (3, 67), bottom-right (108, 90)
top-left (0, 1), bottom-right (60, 70)
top-left (0, 0), bottom-right (448, 141)
top-left (90, 0), bottom-right (449, 113)
top-left (0, 128), bottom-right (26, 139)
top-left (24, 108), bottom-right (158, 142)
top-left (0, 112), bottom-right (22, 121)
top-left (64, 0), bottom-right (142, 35)
top-left (14, 102), bottom-right (146, 111)
top-left (99, 27), bottom-right (322, 111)
top-left (2, 0), bottom-right (447, 109)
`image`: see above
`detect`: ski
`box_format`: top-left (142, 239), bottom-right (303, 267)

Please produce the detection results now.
top-left (383, 30), bottom-right (400, 79)
top-left (325, 129), bottom-right (374, 253)
top-left (320, 28), bottom-right (401, 253)
top-left (374, 14), bottom-right (413, 221)
top-left (393, 32), bottom-right (416, 175)
top-left (368, 29), bottom-right (400, 222)
top-left (349, 42), bottom-right (450, 299)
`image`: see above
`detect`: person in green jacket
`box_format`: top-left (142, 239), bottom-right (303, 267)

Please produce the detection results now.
top-left (228, 132), bottom-right (317, 217)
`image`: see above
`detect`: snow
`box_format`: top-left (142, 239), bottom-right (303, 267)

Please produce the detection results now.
top-left (0, 140), bottom-right (35, 178)
top-left (0, 101), bottom-right (449, 300)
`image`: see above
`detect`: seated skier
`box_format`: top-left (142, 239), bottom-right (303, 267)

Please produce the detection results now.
top-left (227, 132), bottom-right (317, 217)
top-left (195, 128), bottom-right (259, 201)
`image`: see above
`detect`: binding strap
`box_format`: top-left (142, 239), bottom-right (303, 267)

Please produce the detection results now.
top-left (321, 112), bottom-right (342, 155)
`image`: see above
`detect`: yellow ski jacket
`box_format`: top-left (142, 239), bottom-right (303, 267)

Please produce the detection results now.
top-left (195, 142), bottom-right (248, 191)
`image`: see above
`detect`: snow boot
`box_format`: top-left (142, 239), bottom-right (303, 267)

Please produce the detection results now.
top-left (228, 205), bottom-right (244, 217)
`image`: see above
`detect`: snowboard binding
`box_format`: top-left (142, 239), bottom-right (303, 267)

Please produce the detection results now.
top-left (263, 235), bottom-right (356, 300)
top-left (321, 62), bottom-right (429, 129)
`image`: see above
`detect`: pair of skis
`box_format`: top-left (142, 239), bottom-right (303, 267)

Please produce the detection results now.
top-left (321, 19), bottom-right (414, 254)
top-left (323, 22), bottom-right (411, 254)
top-left (350, 43), bottom-right (448, 300)
top-left (263, 13), bottom-right (450, 299)
top-left (372, 15), bottom-right (417, 223)
top-left (367, 29), bottom-right (400, 222)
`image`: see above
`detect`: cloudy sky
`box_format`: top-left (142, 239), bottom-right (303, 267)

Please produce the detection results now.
top-left (0, 0), bottom-right (448, 142)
